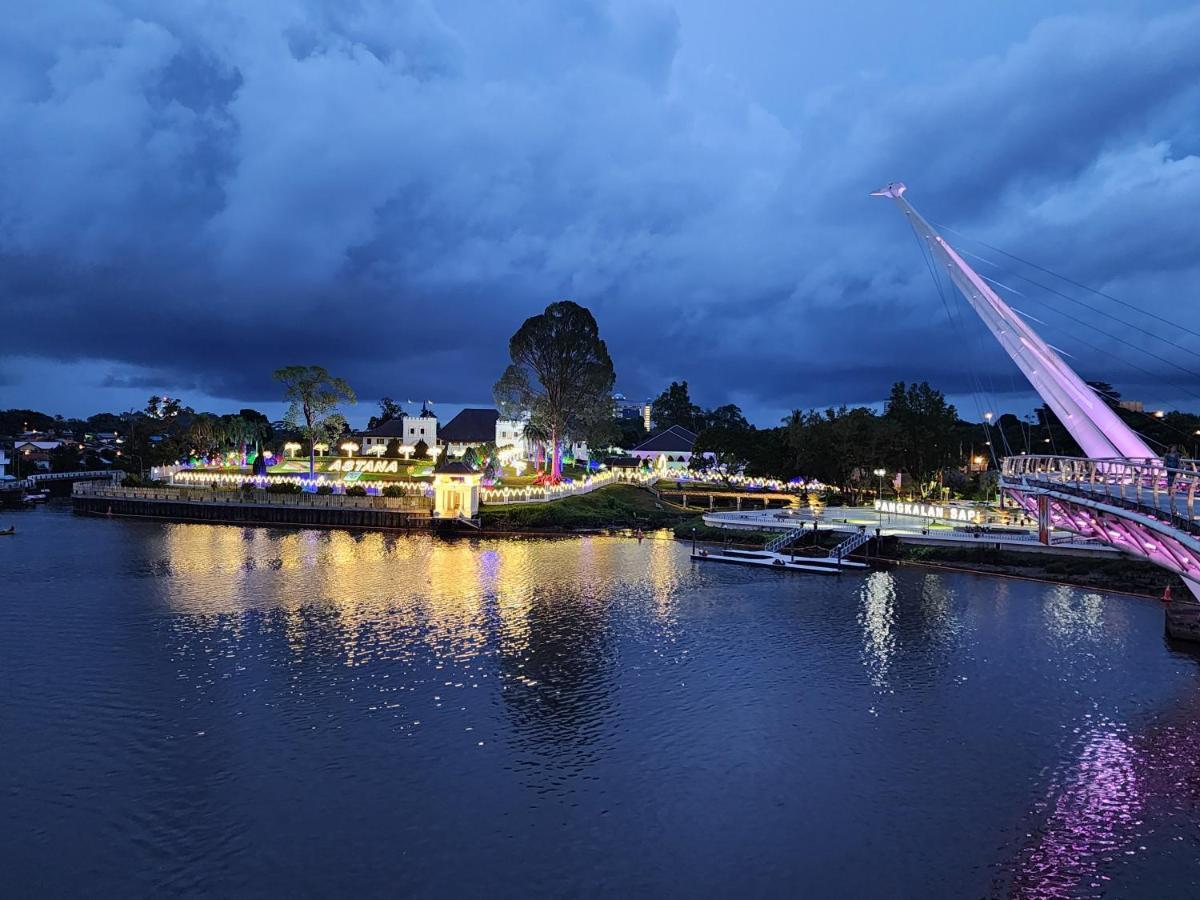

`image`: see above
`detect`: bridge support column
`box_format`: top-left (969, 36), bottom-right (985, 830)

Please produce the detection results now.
top-left (1166, 578), bottom-right (1200, 641)
top-left (736, 497), bottom-right (742, 511)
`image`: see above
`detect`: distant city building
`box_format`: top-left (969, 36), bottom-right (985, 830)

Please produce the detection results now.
top-left (610, 392), bottom-right (649, 429)
top-left (1118, 400), bottom-right (1144, 413)
top-left (14, 440), bottom-right (64, 471)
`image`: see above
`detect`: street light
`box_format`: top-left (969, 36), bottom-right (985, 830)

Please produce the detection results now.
top-left (873, 468), bottom-right (887, 526)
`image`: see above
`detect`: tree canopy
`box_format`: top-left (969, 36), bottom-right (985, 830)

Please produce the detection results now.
top-left (273, 365), bottom-right (356, 475)
top-left (651, 381), bottom-right (702, 432)
top-left (367, 397), bottom-right (404, 430)
top-left (493, 300), bottom-right (615, 482)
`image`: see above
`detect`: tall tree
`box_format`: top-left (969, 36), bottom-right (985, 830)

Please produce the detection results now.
top-left (273, 366), bottom-right (357, 476)
top-left (493, 300), bottom-right (616, 482)
top-left (883, 381), bottom-right (959, 492)
top-left (651, 381), bottom-right (702, 431)
top-left (367, 397), bottom-right (404, 430)
top-left (702, 403), bottom-right (749, 432)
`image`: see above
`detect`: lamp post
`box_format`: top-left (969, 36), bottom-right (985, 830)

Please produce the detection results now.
top-left (116, 450), bottom-right (144, 480)
top-left (873, 468), bottom-right (886, 526)
top-left (983, 412), bottom-right (996, 508)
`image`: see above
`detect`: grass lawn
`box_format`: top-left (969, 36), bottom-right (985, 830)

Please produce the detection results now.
top-left (481, 484), bottom-right (692, 530)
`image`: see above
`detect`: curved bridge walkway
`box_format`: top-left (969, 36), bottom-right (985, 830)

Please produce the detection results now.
top-left (1001, 455), bottom-right (1200, 593)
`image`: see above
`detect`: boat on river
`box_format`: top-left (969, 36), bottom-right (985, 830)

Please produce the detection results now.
top-left (691, 547), bottom-right (868, 574)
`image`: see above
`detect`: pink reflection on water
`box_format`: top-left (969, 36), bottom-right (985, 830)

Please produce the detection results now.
top-left (1004, 698), bottom-right (1200, 898)
top-left (1007, 720), bottom-right (1140, 897)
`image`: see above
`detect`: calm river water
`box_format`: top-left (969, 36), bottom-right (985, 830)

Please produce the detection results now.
top-left (4, 505), bottom-right (1200, 897)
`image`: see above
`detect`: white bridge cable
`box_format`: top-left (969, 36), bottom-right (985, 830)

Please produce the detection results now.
top-left (931, 221), bottom-right (1200, 344)
top-left (924, 229), bottom-right (1186, 453)
top-left (975, 263), bottom-right (1200, 386)
top-left (988, 283), bottom-right (1195, 451)
top-left (906, 220), bottom-right (1013, 462)
top-left (951, 231), bottom-right (1200, 376)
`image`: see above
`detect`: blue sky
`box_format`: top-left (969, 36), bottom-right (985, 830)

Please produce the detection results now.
top-left (2, 0), bottom-right (1199, 427)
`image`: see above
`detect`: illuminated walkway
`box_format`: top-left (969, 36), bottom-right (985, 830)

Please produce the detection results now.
top-left (702, 505), bottom-right (1121, 556)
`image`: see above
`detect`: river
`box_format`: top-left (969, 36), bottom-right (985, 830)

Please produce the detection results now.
top-left (4, 505), bottom-right (1200, 897)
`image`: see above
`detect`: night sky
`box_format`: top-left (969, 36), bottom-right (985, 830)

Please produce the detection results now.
top-left (3, 0), bottom-right (1199, 427)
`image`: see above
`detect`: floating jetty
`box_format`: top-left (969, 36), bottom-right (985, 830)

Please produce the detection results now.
top-left (691, 548), bottom-right (869, 574)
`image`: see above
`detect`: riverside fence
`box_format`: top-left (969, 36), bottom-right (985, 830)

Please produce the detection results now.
top-left (73, 482), bottom-right (433, 530)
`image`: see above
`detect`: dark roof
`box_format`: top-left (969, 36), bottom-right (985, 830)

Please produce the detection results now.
top-left (434, 460), bottom-right (478, 475)
top-left (438, 408), bottom-right (499, 444)
top-left (361, 418), bottom-right (408, 438)
top-left (631, 424), bottom-right (698, 453)
top-left (605, 456), bottom-right (641, 469)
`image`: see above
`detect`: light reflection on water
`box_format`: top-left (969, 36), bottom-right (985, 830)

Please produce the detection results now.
top-left (4, 508), bottom-right (1200, 897)
top-left (859, 571), bottom-right (897, 689)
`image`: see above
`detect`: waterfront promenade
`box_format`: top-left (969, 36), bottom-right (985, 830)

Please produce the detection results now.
top-left (704, 504), bottom-right (1123, 558)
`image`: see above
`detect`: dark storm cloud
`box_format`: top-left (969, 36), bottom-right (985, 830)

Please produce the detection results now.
top-left (2, 1), bottom-right (1199, 421)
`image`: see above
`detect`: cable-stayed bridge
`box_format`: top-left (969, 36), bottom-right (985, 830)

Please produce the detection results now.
top-left (876, 183), bottom-right (1200, 635)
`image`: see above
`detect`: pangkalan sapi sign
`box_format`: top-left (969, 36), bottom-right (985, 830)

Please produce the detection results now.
top-left (874, 499), bottom-right (982, 524)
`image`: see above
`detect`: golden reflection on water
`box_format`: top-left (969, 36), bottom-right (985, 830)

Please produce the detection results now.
top-left (156, 524), bottom-right (685, 671)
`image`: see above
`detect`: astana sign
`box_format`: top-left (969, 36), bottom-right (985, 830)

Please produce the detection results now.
top-left (323, 458), bottom-right (403, 474)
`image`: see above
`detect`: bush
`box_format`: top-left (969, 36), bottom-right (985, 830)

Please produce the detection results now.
top-left (316, 484), bottom-right (334, 495)
top-left (382, 484), bottom-right (408, 497)
top-left (265, 482), bottom-right (301, 494)
top-left (345, 484), bottom-right (367, 496)
top-left (121, 474), bottom-right (163, 488)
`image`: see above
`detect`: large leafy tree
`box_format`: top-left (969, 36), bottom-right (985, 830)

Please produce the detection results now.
top-left (702, 403), bottom-right (749, 432)
top-left (651, 381), bottom-right (702, 431)
top-left (785, 406), bottom-right (893, 499)
top-left (273, 366), bottom-right (357, 476)
top-left (493, 300), bottom-right (615, 482)
top-left (367, 396), bottom-right (404, 430)
top-left (883, 381), bottom-right (959, 491)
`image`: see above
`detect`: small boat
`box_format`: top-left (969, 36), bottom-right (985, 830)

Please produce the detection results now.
top-left (22, 491), bottom-right (48, 503)
top-left (0, 526), bottom-right (14, 536)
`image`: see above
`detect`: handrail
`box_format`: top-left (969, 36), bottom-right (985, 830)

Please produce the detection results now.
top-left (1001, 454), bottom-right (1200, 535)
top-left (765, 526), bottom-right (807, 552)
top-left (828, 528), bottom-right (872, 560)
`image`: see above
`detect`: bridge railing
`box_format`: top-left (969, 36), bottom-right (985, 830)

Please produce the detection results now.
top-left (1001, 454), bottom-right (1200, 531)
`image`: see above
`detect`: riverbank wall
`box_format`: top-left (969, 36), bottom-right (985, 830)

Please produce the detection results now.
top-left (72, 484), bottom-right (433, 531)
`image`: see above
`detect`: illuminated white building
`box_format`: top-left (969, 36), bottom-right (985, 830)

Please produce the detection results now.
top-left (360, 403), bottom-right (438, 455)
top-left (629, 425), bottom-right (704, 470)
